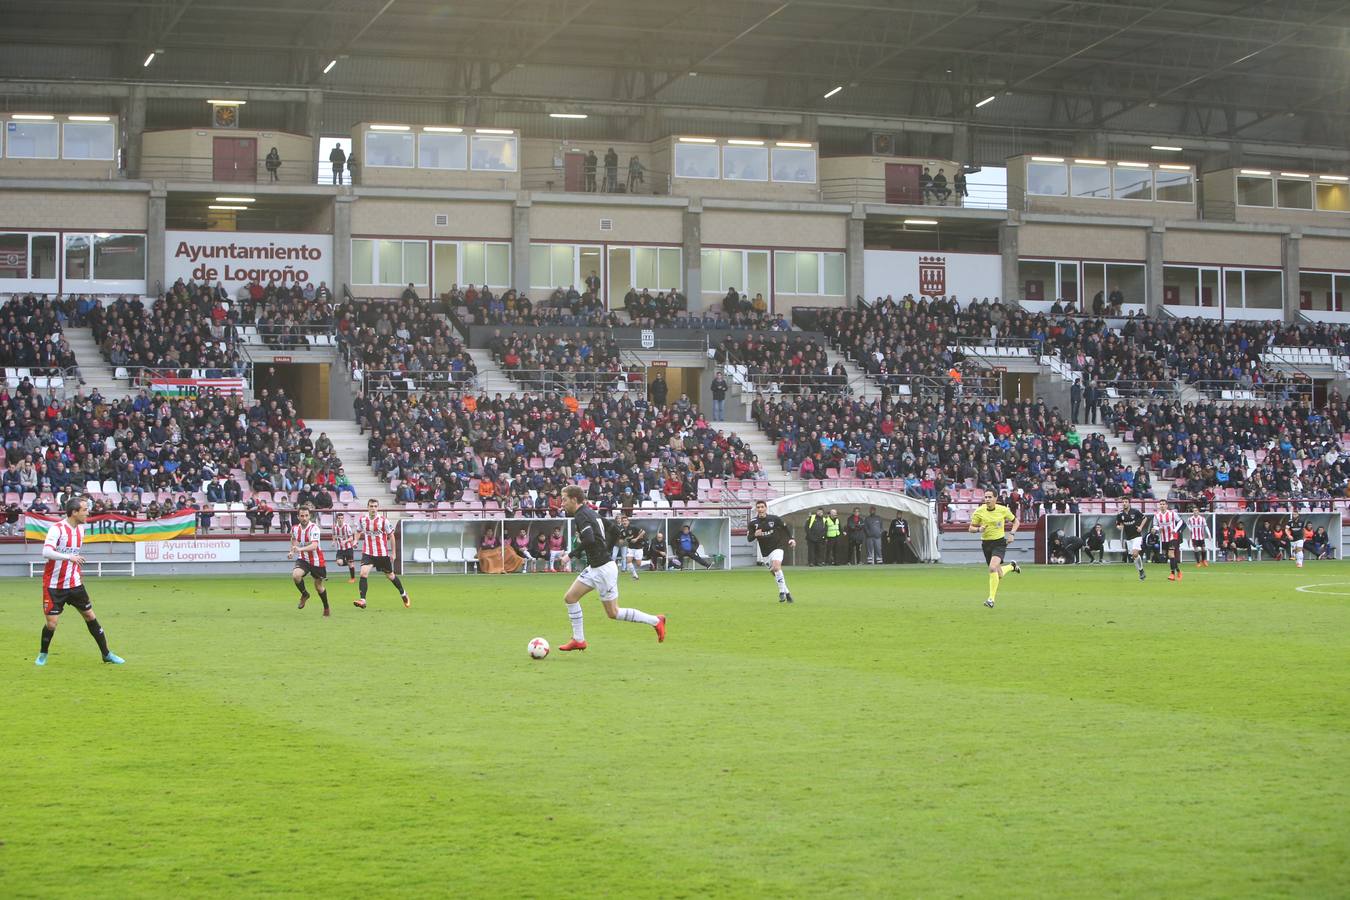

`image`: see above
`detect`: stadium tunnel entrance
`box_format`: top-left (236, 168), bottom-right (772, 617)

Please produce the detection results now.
top-left (251, 363), bottom-right (332, 420)
top-left (765, 489), bottom-right (939, 565)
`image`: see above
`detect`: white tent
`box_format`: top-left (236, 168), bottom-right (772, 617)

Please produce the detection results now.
top-left (766, 489), bottom-right (939, 562)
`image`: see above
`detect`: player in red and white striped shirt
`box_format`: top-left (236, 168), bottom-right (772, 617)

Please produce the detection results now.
top-left (36, 496), bottom-right (124, 666)
top-left (332, 512), bottom-right (358, 583)
top-left (354, 497), bottom-right (409, 609)
top-left (288, 506), bottom-right (330, 616)
top-left (1153, 499), bottom-right (1184, 582)
top-left (1187, 509), bottom-right (1210, 569)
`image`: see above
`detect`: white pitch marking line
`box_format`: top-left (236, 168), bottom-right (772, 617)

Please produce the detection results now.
top-left (1294, 582), bottom-right (1350, 596)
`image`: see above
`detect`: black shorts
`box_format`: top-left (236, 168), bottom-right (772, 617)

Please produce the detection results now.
top-left (1164, 539), bottom-right (1181, 555)
top-left (982, 538), bottom-right (1008, 564)
top-left (294, 560), bottom-right (328, 580)
top-left (336, 547), bottom-right (353, 565)
top-left (43, 584), bottom-right (92, 616)
top-left (361, 554), bottom-right (393, 574)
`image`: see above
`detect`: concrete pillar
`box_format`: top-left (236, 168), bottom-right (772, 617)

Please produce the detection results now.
top-left (798, 114), bottom-right (819, 142)
top-left (998, 216), bottom-right (1019, 302)
top-left (683, 204), bottom-right (702, 311)
top-left (123, 85), bottom-right (147, 178)
top-left (950, 124), bottom-right (971, 165)
top-left (1283, 231), bottom-right (1301, 325)
top-left (333, 195), bottom-right (353, 297)
top-left (512, 195), bottom-right (531, 295)
top-left (305, 91), bottom-right (324, 181)
top-left (1146, 221), bottom-right (1165, 316)
top-left (846, 204), bottom-right (866, 304)
top-left (146, 186), bottom-right (167, 295)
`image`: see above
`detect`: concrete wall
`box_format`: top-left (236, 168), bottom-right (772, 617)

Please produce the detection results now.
top-left (531, 202), bottom-right (683, 244)
top-left (1019, 222), bottom-right (1146, 260)
top-left (701, 209), bottom-right (846, 249)
top-left (142, 128), bottom-right (313, 180)
top-left (1165, 229), bottom-right (1282, 267)
top-left (350, 198), bottom-right (512, 238)
top-left (0, 189), bottom-right (148, 230)
top-left (1302, 236), bottom-right (1350, 270)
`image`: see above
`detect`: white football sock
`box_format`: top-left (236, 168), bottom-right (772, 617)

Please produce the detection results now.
top-left (1296, 549), bottom-right (1304, 565)
top-left (567, 602), bottom-right (585, 641)
top-left (617, 607), bottom-right (659, 626)
top-left (773, 569), bottom-right (788, 593)
top-left (1134, 555), bottom-right (1145, 573)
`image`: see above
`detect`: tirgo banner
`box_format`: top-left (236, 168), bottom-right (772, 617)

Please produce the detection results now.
top-left (166, 230), bottom-right (333, 292)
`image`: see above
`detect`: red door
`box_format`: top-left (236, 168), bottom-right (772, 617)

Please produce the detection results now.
top-left (213, 137), bottom-right (257, 183)
top-left (885, 163), bottom-right (922, 204)
top-left (564, 152), bottom-right (586, 192)
top-left (1300, 290), bottom-right (1313, 310)
top-left (1199, 287), bottom-right (1215, 307)
top-left (1333, 292), bottom-right (1345, 312)
top-left (1164, 285), bottom-right (1180, 305)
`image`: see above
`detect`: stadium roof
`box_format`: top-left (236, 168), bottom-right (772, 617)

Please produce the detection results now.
top-left (1, 0), bottom-right (1347, 164)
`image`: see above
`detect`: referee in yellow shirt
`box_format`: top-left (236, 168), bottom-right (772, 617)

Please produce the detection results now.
top-left (968, 489), bottom-right (1022, 608)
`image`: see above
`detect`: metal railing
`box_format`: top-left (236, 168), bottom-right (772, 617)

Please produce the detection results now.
top-left (1094, 379), bottom-right (1181, 402)
top-left (2, 365), bottom-right (82, 397)
top-left (818, 176), bottom-right (1007, 209)
top-left (1193, 380), bottom-right (1314, 406)
top-left (521, 165), bottom-right (673, 197)
top-left (355, 368), bottom-right (480, 395)
top-left (110, 363), bottom-right (252, 393)
top-left (237, 323), bottom-right (338, 350)
top-left (139, 155), bottom-right (320, 185)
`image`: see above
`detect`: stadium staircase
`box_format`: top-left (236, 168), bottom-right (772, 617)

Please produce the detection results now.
top-left (63, 326), bottom-right (124, 399)
top-left (304, 418), bottom-right (390, 501)
top-left (1075, 423), bottom-right (1170, 499)
top-left (823, 347), bottom-right (884, 400)
top-left (464, 348), bottom-right (519, 395)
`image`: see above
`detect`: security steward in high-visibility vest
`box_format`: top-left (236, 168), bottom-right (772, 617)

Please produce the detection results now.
top-left (824, 508), bottom-right (843, 565)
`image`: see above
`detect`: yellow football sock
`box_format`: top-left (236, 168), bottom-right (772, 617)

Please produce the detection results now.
top-left (988, 570), bottom-right (1001, 600)
top-left (1000, 563), bottom-right (1015, 576)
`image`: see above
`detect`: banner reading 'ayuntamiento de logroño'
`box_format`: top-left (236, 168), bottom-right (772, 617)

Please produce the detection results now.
top-left (165, 231), bottom-right (333, 292)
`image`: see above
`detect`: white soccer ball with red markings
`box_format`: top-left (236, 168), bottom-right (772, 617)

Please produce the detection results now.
top-left (528, 637), bottom-right (550, 659)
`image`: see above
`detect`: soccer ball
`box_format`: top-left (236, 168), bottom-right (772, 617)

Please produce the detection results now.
top-left (528, 637), bottom-right (550, 659)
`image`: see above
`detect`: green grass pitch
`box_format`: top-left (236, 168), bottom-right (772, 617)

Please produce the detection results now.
top-left (2, 561), bottom-right (1348, 898)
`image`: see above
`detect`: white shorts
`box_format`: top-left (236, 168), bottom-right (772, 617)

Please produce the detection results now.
top-left (577, 561), bottom-right (620, 602)
top-left (626, 548), bottom-right (645, 561)
top-left (1126, 537), bottom-right (1143, 554)
top-left (763, 548), bottom-right (785, 564)
top-left (1291, 539), bottom-right (1305, 549)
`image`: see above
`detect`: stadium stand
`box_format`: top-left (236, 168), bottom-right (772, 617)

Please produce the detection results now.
top-left (354, 388), bottom-right (767, 512)
top-left (337, 297), bottom-right (478, 389)
top-left (91, 290), bottom-right (244, 373)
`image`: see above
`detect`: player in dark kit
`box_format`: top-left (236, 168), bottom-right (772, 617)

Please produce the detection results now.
top-left (748, 499), bottom-right (796, 602)
top-left (555, 485), bottom-right (665, 651)
top-left (1115, 498), bottom-right (1147, 581)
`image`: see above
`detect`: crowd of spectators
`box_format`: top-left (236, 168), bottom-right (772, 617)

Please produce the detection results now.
top-left (0, 385), bottom-right (346, 522)
top-left (336, 297), bottom-right (477, 387)
top-left (452, 283), bottom-right (621, 329)
top-left (1107, 397), bottom-right (1350, 506)
top-left (714, 333), bottom-right (842, 394)
top-left (91, 286), bottom-right (245, 373)
top-left (355, 389), bottom-right (763, 509)
top-left (0, 293), bottom-right (79, 375)
top-left (484, 329), bottom-right (626, 391)
top-left (752, 391), bottom-right (1141, 504)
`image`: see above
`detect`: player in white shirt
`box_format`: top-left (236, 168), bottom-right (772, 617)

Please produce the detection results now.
top-left (288, 506), bottom-right (330, 617)
top-left (36, 496), bottom-right (124, 666)
top-left (354, 497), bottom-right (410, 609)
